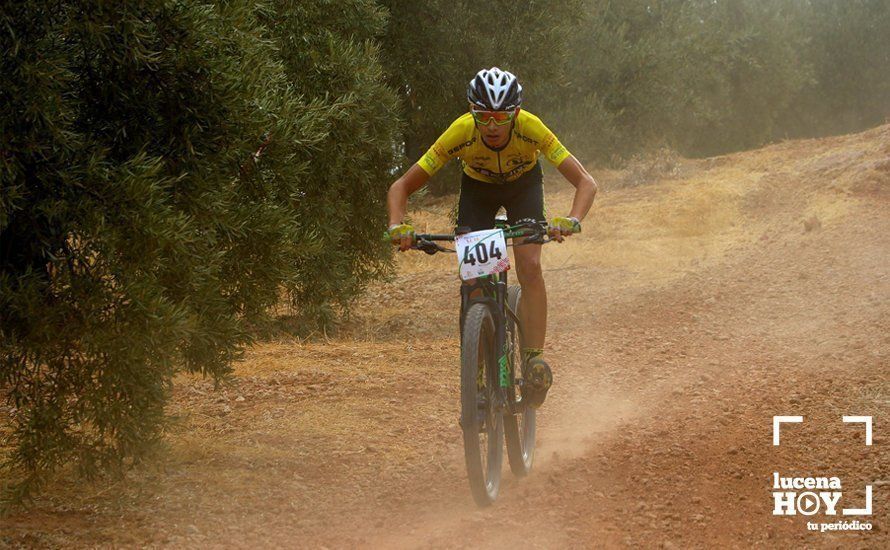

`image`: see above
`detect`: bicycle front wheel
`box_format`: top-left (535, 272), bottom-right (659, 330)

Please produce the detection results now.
top-left (460, 302), bottom-right (503, 507)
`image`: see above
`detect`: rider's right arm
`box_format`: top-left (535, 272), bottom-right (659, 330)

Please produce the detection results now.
top-left (387, 163), bottom-right (430, 227)
top-left (389, 114), bottom-right (469, 227)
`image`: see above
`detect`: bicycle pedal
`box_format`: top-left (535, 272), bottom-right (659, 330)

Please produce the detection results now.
top-left (522, 358), bottom-right (552, 409)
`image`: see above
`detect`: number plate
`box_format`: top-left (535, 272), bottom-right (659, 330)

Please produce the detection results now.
top-left (455, 229), bottom-right (509, 281)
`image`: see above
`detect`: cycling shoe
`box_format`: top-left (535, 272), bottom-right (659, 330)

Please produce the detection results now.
top-left (523, 357), bottom-right (552, 409)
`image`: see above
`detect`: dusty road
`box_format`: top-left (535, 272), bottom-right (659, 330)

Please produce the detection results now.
top-left (3, 126), bottom-right (888, 548)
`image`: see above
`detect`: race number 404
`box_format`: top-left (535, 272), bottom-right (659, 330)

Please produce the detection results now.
top-left (455, 229), bottom-right (509, 281)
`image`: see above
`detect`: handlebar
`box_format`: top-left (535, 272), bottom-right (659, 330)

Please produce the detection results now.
top-left (411, 221), bottom-right (552, 255)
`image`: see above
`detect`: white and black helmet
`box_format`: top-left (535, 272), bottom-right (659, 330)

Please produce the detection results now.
top-left (467, 67), bottom-right (523, 111)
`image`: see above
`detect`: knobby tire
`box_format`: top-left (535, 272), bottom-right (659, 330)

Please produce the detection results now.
top-left (460, 303), bottom-right (503, 507)
top-left (504, 284), bottom-right (536, 476)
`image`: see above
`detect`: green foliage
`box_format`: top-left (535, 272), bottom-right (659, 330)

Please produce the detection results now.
top-left (667, 0), bottom-right (811, 155)
top-left (780, 0), bottom-right (890, 137)
top-left (552, 0), bottom-right (812, 160)
top-left (544, 0), bottom-right (677, 161)
top-left (1, 0), bottom-right (399, 498)
top-left (381, 0), bottom-right (887, 171)
top-left (556, 0), bottom-right (887, 161)
top-left (264, 0), bottom-right (401, 323)
top-left (378, 0), bottom-right (888, 178)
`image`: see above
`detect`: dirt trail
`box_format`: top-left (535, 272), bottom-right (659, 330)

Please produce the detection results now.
top-left (3, 126), bottom-right (889, 548)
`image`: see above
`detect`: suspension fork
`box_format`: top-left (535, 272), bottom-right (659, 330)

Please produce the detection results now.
top-left (459, 279), bottom-right (478, 341)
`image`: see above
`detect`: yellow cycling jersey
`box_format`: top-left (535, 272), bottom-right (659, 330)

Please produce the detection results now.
top-left (417, 110), bottom-right (571, 184)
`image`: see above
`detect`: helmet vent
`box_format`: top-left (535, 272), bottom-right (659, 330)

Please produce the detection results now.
top-left (467, 67), bottom-right (523, 111)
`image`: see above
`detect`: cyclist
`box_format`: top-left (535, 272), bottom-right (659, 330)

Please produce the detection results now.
top-left (387, 67), bottom-right (597, 408)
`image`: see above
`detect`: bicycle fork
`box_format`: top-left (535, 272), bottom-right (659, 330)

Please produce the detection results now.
top-left (459, 277), bottom-right (511, 412)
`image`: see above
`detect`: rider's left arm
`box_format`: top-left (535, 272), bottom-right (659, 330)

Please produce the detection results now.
top-left (556, 155), bottom-right (597, 221)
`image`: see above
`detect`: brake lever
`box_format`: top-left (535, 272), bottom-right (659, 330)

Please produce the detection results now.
top-left (413, 240), bottom-right (437, 255)
top-left (516, 231), bottom-right (550, 245)
top-left (413, 240), bottom-right (455, 254)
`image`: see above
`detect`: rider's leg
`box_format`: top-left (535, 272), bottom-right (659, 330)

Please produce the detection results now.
top-left (512, 243), bottom-right (546, 351)
top-left (504, 163), bottom-right (551, 407)
top-left (503, 163), bottom-right (547, 353)
top-left (513, 242), bottom-right (552, 408)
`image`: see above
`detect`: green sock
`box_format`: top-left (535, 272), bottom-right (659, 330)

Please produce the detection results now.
top-left (522, 348), bottom-right (543, 364)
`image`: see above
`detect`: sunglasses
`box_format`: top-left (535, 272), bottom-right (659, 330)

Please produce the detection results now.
top-left (471, 109), bottom-right (516, 126)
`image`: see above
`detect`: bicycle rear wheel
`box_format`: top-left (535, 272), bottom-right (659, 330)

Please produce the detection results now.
top-left (504, 284), bottom-right (536, 476)
top-left (460, 302), bottom-right (503, 507)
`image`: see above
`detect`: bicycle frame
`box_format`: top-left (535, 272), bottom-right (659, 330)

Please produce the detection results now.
top-left (459, 273), bottom-right (510, 385)
top-left (409, 220), bottom-right (549, 504)
top-left (458, 270), bottom-right (525, 416)
top-left (413, 220), bottom-right (549, 415)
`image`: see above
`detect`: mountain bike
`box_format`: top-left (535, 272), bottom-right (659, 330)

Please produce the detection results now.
top-left (411, 219), bottom-right (552, 506)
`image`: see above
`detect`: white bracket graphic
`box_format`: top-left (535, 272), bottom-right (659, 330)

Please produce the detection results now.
top-left (771, 414), bottom-right (874, 517)
top-left (843, 485), bottom-right (873, 516)
top-left (773, 416), bottom-right (804, 446)
top-left (842, 416), bottom-right (873, 446)
top-left (842, 415), bottom-right (874, 515)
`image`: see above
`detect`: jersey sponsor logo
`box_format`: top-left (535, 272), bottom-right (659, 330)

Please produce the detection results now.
top-left (423, 155), bottom-right (438, 171)
top-left (505, 155), bottom-right (526, 167)
top-left (470, 160), bottom-right (532, 182)
top-left (514, 132), bottom-right (539, 146)
top-left (448, 136), bottom-right (477, 155)
top-left (549, 144), bottom-right (567, 161)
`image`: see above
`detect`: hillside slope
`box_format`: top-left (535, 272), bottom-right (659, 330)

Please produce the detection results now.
top-left (4, 125), bottom-right (889, 548)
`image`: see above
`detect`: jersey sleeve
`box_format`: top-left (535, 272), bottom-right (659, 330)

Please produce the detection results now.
top-left (417, 114), bottom-right (472, 176)
top-left (524, 112), bottom-right (571, 167)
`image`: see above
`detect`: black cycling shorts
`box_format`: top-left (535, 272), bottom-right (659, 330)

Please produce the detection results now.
top-left (456, 162), bottom-right (545, 231)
